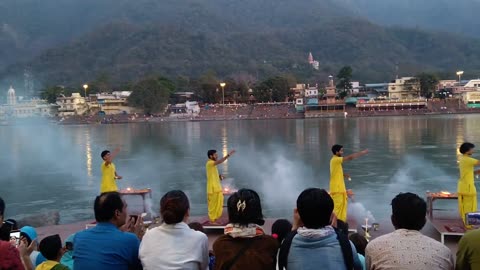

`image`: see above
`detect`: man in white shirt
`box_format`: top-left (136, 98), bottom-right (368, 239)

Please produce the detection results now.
top-left (366, 192), bottom-right (454, 270)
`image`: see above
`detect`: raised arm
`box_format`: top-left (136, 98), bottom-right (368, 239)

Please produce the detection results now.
top-left (214, 150), bottom-right (236, 165)
top-left (343, 149), bottom-right (368, 162)
top-left (110, 147), bottom-right (121, 160)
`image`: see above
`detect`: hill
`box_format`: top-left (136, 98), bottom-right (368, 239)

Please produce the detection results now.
top-left (2, 0), bottom-right (480, 88)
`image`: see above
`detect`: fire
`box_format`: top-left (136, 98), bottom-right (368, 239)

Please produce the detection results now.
top-left (440, 191), bottom-right (451, 195)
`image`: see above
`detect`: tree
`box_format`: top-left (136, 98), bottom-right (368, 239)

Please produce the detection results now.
top-left (40, 86), bottom-right (67, 104)
top-left (128, 76), bottom-right (174, 114)
top-left (192, 71), bottom-right (220, 104)
top-left (253, 76), bottom-right (291, 102)
top-left (336, 66), bottom-right (353, 99)
top-left (416, 72), bottom-right (439, 98)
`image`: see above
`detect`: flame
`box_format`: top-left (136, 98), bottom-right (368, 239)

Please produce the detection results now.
top-left (440, 191), bottom-right (450, 195)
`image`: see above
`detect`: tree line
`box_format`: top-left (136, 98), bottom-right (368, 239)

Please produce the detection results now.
top-left (40, 67), bottom-right (441, 114)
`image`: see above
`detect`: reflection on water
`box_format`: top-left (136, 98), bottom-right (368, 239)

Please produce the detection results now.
top-left (85, 129), bottom-right (93, 183)
top-left (2, 115), bottom-right (480, 224)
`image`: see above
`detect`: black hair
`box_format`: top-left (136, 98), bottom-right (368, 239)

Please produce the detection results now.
top-left (331, 144), bottom-right (343, 155)
top-left (188, 222), bottom-right (205, 233)
top-left (227, 189), bottom-right (264, 226)
top-left (349, 233), bottom-right (368, 256)
top-left (271, 219), bottom-right (292, 244)
top-left (207, 149), bottom-right (217, 159)
top-left (160, 190), bottom-right (190, 224)
top-left (94, 192), bottom-right (124, 222)
top-left (391, 192), bottom-right (426, 231)
top-left (0, 224), bottom-right (11, 241)
top-left (101, 150), bottom-right (110, 159)
top-left (297, 188), bottom-right (333, 229)
top-left (0, 196), bottom-right (4, 217)
top-left (460, 142), bottom-right (475, 154)
top-left (39, 234), bottom-right (62, 261)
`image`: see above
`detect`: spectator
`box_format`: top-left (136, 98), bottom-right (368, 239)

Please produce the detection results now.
top-left (188, 222), bottom-right (216, 270)
top-left (456, 229), bottom-right (480, 269)
top-left (37, 234), bottom-right (69, 270)
top-left (60, 234), bottom-right (75, 270)
top-left (140, 190), bottom-right (209, 269)
top-left (74, 192), bottom-right (143, 270)
top-left (366, 192), bottom-right (454, 270)
top-left (349, 233), bottom-right (367, 270)
top-left (0, 196), bottom-right (34, 270)
top-left (272, 219), bottom-right (292, 270)
top-left (213, 189), bottom-right (278, 270)
top-left (278, 188), bottom-right (361, 270)
top-left (0, 219), bottom-right (17, 241)
top-left (271, 219), bottom-right (292, 245)
top-left (20, 226), bottom-right (47, 267)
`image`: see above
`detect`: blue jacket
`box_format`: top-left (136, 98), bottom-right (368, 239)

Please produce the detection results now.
top-left (287, 233), bottom-right (362, 270)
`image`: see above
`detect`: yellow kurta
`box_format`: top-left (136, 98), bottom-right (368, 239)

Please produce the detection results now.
top-left (458, 155), bottom-right (478, 225)
top-left (100, 162), bottom-right (118, 193)
top-left (330, 155), bottom-right (347, 222)
top-left (206, 159), bottom-right (223, 221)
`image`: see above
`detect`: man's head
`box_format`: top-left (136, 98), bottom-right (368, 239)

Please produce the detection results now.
top-left (207, 150), bottom-right (218, 161)
top-left (160, 190), bottom-right (190, 225)
top-left (101, 150), bottom-right (112, 162)
top-left (296, 188), bottom-right (333, 229)
top-left (0, 196), bottom-right (4, 224)
top-left (227, 189), bottom-right (264, 226)
top-left (331, 144), bottom-right (344, 157)
top-left (39, 234), bottom-right (64, 261)
top-left (94, 192), bottom-right (127, 227)
top-left (391, 192), bottom-right (427, 231)
top-left (460, 142), bottom-right (475, 156)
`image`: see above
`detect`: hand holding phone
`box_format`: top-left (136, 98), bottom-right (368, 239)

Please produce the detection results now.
top-left (10, 230), bottom-right (21, 247)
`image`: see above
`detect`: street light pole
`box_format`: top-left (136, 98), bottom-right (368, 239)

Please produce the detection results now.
top-left (220, 82), bottom-right (226, 119)
top-left (83, 84), bottom-right (89, 101)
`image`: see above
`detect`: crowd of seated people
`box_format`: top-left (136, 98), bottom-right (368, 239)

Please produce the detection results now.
top-left (3, 186), bottom-right (480, 270)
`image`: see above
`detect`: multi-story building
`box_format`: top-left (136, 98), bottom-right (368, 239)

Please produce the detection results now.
top-left (388, 77), bottom-right (420, 99)
top-left (56, 93), bottom-right (88, 116)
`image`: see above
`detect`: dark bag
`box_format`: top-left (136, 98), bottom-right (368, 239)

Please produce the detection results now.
top-left (278, 229), bottom-right (354, 270)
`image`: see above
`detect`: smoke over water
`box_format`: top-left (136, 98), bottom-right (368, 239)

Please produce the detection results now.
top-left (230, 143), bottom-right (319, 218)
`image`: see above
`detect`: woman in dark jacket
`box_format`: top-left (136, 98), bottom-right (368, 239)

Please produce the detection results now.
top-left (213, 189), bottom-right (279, 270)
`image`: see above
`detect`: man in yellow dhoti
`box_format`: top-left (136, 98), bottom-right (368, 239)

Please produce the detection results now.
top-left (330, 144), bottom-right (368, 222)
top-left (206, 149), bottom-right (235, 223)
top-left (458, 142), bottom-right (480, 227)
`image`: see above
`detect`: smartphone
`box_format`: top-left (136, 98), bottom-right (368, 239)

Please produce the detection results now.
top-left (130, 215), bottom-right (138, 224)
top-left (10, 230), bottom-right (21, 247)
top-left (466, 212), bottom-right (480, 226)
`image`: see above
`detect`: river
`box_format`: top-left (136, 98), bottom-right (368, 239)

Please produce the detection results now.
top-left (1, 115), bottom-right (478, 224)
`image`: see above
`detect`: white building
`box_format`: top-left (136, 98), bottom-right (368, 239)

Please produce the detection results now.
top-left (305, 85), bottom-right (319, 98)
top-left (56, 93), bottom-right (88, 116)
top-left (463, 79), bottom-right (480, 90)
top-left (89, 91), bottom-right (139, 115)
top-left (0, 86), bottom-right (56, 118)
top-left (388, 77), bottom-right (420, 99)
